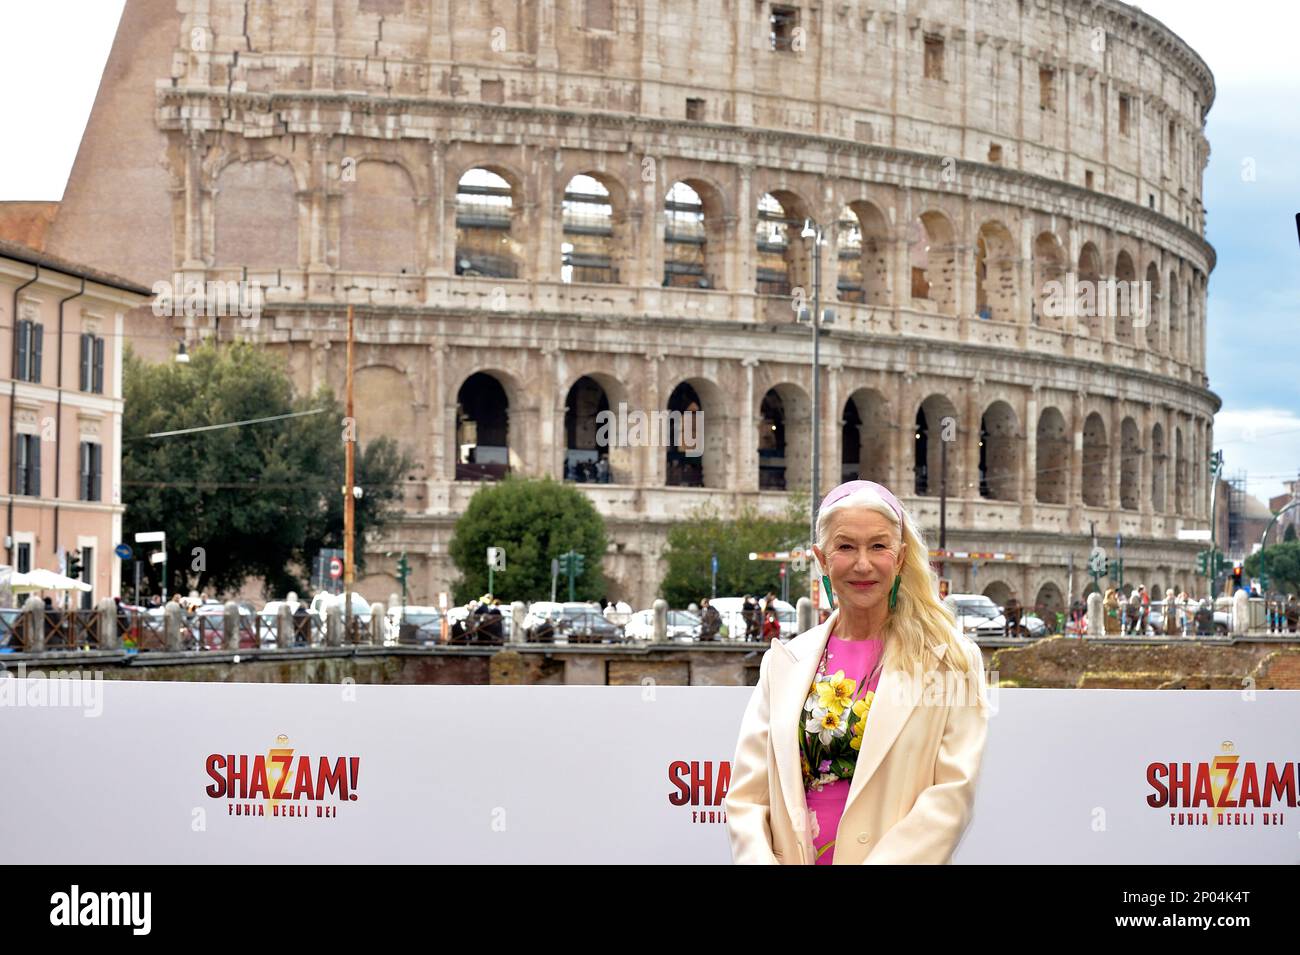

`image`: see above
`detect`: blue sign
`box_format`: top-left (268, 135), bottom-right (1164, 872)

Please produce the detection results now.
top-left (114, 543), bottom-right (133, 561)
top-left (711, 555), bottom-right (718, 574)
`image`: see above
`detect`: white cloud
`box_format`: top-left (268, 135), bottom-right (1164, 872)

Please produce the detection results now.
top-left (1213, 408), bottom-right (1300, 503)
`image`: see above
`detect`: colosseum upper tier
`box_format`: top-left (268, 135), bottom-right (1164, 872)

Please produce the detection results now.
top-left (47, 0), bottom-right (1219, 611)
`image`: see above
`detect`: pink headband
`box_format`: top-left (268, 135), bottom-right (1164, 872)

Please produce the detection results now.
top-left (819, 480), bottom-right (904, 527)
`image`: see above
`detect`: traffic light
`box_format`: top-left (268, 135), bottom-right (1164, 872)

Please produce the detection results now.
top-left (1196, 551), bottom-right (1207, 576)
top-left (573, 553), bottom-right (585, 577)
top-left (396, 553), bottom-right (410, 584)
top-left (1231, 562), bottom-right (1243, 590)
top-left (66, 552), bottom-right (82, 580)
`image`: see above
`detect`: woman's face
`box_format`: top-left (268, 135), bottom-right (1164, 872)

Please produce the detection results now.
top-left (813, 507), bottom-right (906, 616)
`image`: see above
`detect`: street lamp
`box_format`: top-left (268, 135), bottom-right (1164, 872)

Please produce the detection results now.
top-left (798, 218), bottom-right (834, 597)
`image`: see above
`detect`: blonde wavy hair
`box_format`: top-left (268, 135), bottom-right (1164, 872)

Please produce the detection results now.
top-left (815, 486), bottom-right (977, 677)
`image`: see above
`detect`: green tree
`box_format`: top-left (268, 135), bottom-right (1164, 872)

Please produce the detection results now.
top-left (659, 497), bottom-right (809, 608)
top-left (1244, 541), bottom-right (1300, 595)
top-left (447, 476), bottom-right (607, 603)
top-left (122, 341), bottom-right (408, 598)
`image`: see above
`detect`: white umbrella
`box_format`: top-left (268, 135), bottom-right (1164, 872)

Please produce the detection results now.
top-left (10, 568), bottom-right (92, 593)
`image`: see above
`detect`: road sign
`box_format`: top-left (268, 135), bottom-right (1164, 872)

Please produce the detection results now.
top-left (329, 556), bottom-right (343, 579)
top-left (114, 543), bottom-right (133, 560)
top-left (710, 554), bottom-right (718, 574)
top-left (134, 531), bottom-right (165, 544)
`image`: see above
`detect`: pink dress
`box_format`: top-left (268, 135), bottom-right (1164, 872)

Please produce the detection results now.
top-left (804, 635), bottom-right (885, 865)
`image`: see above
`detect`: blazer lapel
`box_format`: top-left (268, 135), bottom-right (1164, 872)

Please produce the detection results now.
top-left (768, 610), bottom-right (836, 838)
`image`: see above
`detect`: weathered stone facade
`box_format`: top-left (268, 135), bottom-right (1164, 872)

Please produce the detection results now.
top-left (43, 0), bottom-right (1218, 612)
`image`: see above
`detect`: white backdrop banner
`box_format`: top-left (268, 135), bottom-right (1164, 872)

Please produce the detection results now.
top-left (0, 677), bottom-right (1297, 863)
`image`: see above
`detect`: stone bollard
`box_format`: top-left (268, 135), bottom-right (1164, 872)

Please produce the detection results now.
top-left (797, 596), bottom-right (813, 636)
top-left (370, 601), bottom-right (386, 645)
top-left (1086, 592), bottom-right (1103, 636)
top-left (23, 595), bottom-right (45, 652)
top-left (652, 598), bottom-right (667, 643)
top-left (277, 604), bottom-right (293, 649)
top-left (164, 602), bottom-right (184, 651)
top-left (1232, 589), bottom-right (1249, 636)
top-left (510, 600), bottom-right (526, 644)
top-left (97, 598), bottom-right (118, 650)
top-left (224, 601), bottom-right (240, 650)
top-left (325, 604), bottom-right (342, 647)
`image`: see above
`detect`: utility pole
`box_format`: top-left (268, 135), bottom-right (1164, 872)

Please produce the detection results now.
top-left (343, 303), bottom-right (356, 641)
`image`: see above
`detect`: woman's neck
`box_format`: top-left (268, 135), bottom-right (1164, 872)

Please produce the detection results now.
top-left (833, 602), bottom-right (887, 640)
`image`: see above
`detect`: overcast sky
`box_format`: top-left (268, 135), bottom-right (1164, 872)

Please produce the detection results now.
top-left (1, 0), bottom-right (1295, 503)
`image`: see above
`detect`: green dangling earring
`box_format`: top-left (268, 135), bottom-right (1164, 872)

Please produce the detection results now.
top-left (888, 574), bottom-right (901, 611)
top-left (822, 574), bottom-right (836, 609)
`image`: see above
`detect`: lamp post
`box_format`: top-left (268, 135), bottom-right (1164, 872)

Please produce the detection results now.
top-left (800, 219), bottom-right (835, 566)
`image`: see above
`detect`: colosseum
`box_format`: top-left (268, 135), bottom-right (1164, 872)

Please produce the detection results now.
top-left (40, 0), bottom-right (1218, 614)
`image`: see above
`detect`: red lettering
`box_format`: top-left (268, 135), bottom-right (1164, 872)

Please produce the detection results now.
top-left (317, 757), bottom-right (348, 800)
top-left (206, 754), bottom-right (226, 798)
top-left (667, 761), bottom-right (690, 806)
top-left (1146, 763), bottom-right (1169, 808)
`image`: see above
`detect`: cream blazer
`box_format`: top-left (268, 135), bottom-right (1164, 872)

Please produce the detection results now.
top-left (725, 608), bottom-right (990, 864)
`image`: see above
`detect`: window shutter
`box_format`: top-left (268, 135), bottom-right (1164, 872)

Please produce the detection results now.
top-left (16, 321), bottom-right (28, 381)
top-left (31, 324), bottom-right (43, 382)
top-left (79, 442), bottom-right (89, 500)
top-left (92, 337), bottom-right (105, 393)
top-left (30, 436), bottom-right (41, 496)
top-left (93, 443), bottom-right (102, 501)
top-left (80, 334), bottom-right (91, 391)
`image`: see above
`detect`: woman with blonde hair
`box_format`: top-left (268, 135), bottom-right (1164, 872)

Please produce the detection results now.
top-left (725, 480), bottom-right (990, 864)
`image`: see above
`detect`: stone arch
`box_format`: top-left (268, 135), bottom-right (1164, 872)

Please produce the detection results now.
top-left (1077, 242), bottom-right (1103, 340)
top-left (1167, 269), bottom-right (1181, 359)
top-left (454, 166), bottom-right (522, 278)
top-left (1151, 422), bottom-right (1166, 512)
top-left (974, 220), bottom-right (1017, 322)
top-left (1035, 406), bottom-right (1069, 504)
top-left (910, 210), bottom-right (957, 314)
top-left (1119, 416), bottom-right (1141, 510)
top-left (1032, 579), bottom-right (1065, 627)
top-left (1145, 261), bottom-right (1161, 346)
top-left (1032, 231), bottom-right (1067, 331)
top-left (837, 200), bottom-right (891, 306)
top-left (340, 159), bottom-right (420, 274)
top-left (454, 369), bottom-right (521, 480)
top-left (913, 393), bottom-right (959, 497)
top-left (664, 178), bottom-right (726, 290)
top-left (1081, 411), bottom-right (1108, 506)
top-left (1175, 425), bottom-right (1187, 513)
top-left (212, 158), bottom-right (301, 268)
top-left (981, 579), bottom-right (1012, 608)
top-left (755, 190), bottom-right (813, 296)
top-left (979, 399), bottom-right (1020, 501)
top-left (757, 382), bottom-right (812, 492)
top-left (1113, 250), bottom-right (1137, 344)
top-left (560, 171), bottom-right (628, 285)
top-left (564, 372), bottom-right (628, 483)
top-left (840, 388), bottom-right (891, 483)
top-left (664, 377), bottom-right (725, 489)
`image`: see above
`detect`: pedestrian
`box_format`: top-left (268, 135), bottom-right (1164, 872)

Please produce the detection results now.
top-left (761, 603), bottom-right (781, 641)
top-left (595, 456), bottom-right (609, 484)
top-left (1285, 594), bottom-right (1299, 634)
top-left (1137, 585), bottom-right (1150, 635)
top-left (1003, 592), bottom-right (1023, 638)
top-left (1162, 588), bottom-right (1179, 636)
top-left (1103, 588), bottom-right (1120, 634)
top-left (1176, 591), bottom-right (1190, 635)
top-left (742, 595), bottom-right (760, 641)
top-left (699, 597), bottom-right (722, 641)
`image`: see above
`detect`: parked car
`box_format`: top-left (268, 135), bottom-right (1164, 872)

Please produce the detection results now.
top-left (258, 600), bottom-right (319, 645)
top-left (524, 602), bottom-right (620, 643)
top-left (1145, 599), bottom-right (1228, 636)
top-left (386, 606), bottom-right (444, 645)
top-left (624, 609), bottom-right (702, 641)
top-left (191, 603), bottom-right (260, 649)
top-left (309, 591), bottom-right (372, 623)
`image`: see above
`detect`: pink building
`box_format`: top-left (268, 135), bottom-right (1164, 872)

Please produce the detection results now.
top-left (0, 239), bottom-right (149, 606)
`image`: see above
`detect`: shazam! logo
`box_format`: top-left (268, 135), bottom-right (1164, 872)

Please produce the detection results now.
top-left (205, 734), bottom-right (361, 821)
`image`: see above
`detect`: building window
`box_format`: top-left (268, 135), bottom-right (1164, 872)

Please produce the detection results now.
top-left (585, 0), bottom-right (613, 31)
top-left (79, 441), bottom-right (102, 502)
top-left (770, 5), bottom-right (798, 52)
top-left (1148, 193), bottom-right (1156, 209)
top-left (685, 97), bottom-right (705, 121)
top-left (15, 319), bottom-right (43, 383)
top-left (988, 143), bottom-right (1003, 163)
top-left (15, 433), bottom-right (41, 496)
top-left (1168, 119), bottom-right (1177, 162)
top-left (79, 333), bottom-right (105, 393)
top-left (1118, 94), bottom-right (1131, 136)
top-left (923, 35), bottom-right (944, 80)
top-left (1085, 170), bottom-right (1094, 189)
top-left (1039, 67), bottom-right (1055, 110)
top-left (16, 542), bottom-right (31, 574)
